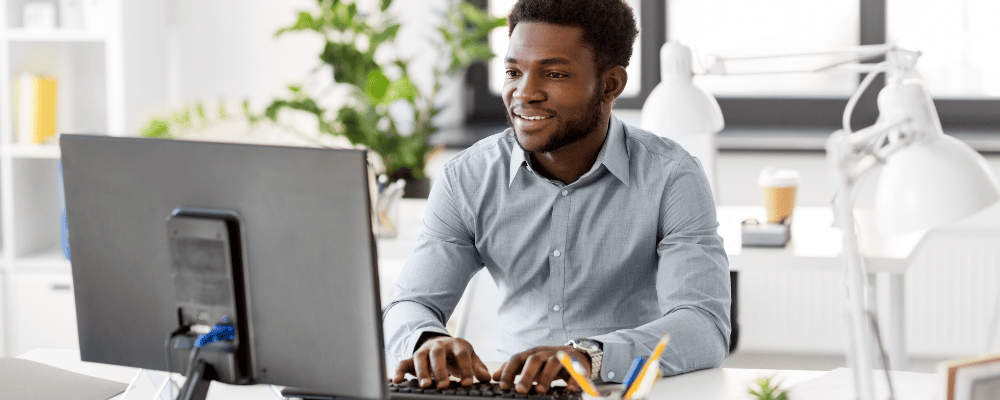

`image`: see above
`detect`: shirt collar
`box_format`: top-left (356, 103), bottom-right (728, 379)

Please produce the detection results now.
top-left (601, 114), bottom-right (630, 186)
top-left (508, 113), bottom-right (630, 187)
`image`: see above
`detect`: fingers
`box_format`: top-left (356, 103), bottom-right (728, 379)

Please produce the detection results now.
top-left (429, 346), bottom-right (452, 389)
top-left (472, 353), bottom-right (492, 383)
top-left (492, 362), bottom-right (505, 382)
top-left (498, 355), bottom-right (526, 391)
top-left (533, 354), bottom-right (565, 394)
top-left (451, 343), bottom-right (476, 386)
top-left (516, 354), bottom-right (545, 394)
top-left (393, 358), bottom-right (414, 384)
top-left (413, 350), bottom-right (434, 388)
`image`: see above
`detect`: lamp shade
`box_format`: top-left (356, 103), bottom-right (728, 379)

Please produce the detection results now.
top-left (641, 41), bottom-right (724, 198)
top-left (875, 134), bottom-right (1000, 235)
top-left (640, 42), bottom-right (724, 136)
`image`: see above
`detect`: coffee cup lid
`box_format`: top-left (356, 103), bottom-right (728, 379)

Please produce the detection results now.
top-left (758, 166), bottom-right (801, 187)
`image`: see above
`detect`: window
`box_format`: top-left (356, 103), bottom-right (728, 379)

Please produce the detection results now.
top-left (468, 0), bottom-right (999, 131)
top-left (668, 0), bottom-right (859, 97)
top-left (887, 0), bottom-right (1000, 99)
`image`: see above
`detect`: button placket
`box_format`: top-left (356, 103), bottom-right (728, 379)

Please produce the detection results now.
top-left (548, 187), bottom-right (570, 333)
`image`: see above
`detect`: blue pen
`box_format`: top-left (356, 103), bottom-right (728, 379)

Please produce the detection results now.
top-left (622, 355), bottom-right (645, 392)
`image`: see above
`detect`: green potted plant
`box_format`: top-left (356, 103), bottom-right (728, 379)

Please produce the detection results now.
top-left (141, 0), bottom-right (504, 198)
top-left (264, 0), bottom-right (505, 197)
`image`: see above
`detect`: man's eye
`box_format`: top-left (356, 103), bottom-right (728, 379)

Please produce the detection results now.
top-left (548, 72), bottom-right (567, 79)
top-left (505, 70), bottom-right (520, 78)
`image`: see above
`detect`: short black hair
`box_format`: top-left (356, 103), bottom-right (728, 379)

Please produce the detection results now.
top-left (507, 0), bottom-right (639, 72)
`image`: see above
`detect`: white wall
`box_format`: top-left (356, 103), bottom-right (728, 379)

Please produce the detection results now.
top-left (165, 0), bottom-right (321, 112)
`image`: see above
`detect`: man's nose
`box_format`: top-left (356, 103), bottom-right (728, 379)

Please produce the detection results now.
top-left (514, 74), bottom-right (545, 103)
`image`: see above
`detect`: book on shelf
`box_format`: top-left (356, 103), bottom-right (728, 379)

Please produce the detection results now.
top-left (938, 353), bottom-right (1000, 400)
top-left (13, 73), bottom-right (59, 145)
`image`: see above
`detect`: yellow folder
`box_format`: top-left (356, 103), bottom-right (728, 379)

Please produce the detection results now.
top-left (14, 73), bottom-right (59, 145)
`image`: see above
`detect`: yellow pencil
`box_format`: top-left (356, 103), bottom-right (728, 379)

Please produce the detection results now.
top-left (624, 333), bottom-right (671, 399)
top-left (556, 350), bottom-right (601, 396)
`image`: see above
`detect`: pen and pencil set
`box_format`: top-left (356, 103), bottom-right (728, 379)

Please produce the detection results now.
top-left (561, 332), bottom-right (671, 400)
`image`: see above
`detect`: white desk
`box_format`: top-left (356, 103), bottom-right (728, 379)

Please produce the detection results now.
top-left (719, 206), bottom-right (924, 370)
top-left (18, 348), bottom-right (828, 400)
top-left (377, 201), bottom-right (924, 369)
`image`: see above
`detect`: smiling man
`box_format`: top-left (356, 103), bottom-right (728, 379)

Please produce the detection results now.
top-left (382, 0), bottom-right (731, 395)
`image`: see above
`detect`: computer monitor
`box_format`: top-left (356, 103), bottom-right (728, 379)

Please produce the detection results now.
top-left (60, 134), bottom-right (387, 399)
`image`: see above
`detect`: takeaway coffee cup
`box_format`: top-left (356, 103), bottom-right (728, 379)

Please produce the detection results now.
top-left (758, 166), bottom-right (801, 224)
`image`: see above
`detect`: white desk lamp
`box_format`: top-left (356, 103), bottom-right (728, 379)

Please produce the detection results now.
top-left (641, 41), bottom-right (724, 201)
top-left (651, 42), bottom-right (1000, 400)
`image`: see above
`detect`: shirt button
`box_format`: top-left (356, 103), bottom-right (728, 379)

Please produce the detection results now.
top-left (553, 249), bottom-right (561, 257)
top-left (552, 304), bottom-right (561, 311)
top-left (608, 371), bottom-right (616, 379)
top-left (561, 189), bottom-right (569, 196)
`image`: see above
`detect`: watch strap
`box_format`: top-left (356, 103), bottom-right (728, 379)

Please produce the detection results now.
top-left (567, 339), bottom-right (603, 381)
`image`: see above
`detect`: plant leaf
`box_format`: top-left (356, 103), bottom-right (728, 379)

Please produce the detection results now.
top-left (139, 118), bottom-right (172, 138)
top-left (364, 69), bottom-right (391, 103)
top-left (196, 102), bottom-right (207, 123)
top-left (371, 23), bottom-right (401, 48)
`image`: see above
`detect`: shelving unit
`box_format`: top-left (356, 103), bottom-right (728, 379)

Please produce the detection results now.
top-left (0, 0), bottom-right (124, 357)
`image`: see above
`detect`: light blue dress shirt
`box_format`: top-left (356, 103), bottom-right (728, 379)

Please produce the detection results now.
top-left (382, 115), bottom-right (731, 382)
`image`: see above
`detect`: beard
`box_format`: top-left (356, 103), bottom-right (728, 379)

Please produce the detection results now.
top-left (508, 85), bottom-right (604, 154)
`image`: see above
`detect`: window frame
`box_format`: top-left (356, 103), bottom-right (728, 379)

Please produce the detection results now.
top-left (468, 0), bottom-right (1000, 131)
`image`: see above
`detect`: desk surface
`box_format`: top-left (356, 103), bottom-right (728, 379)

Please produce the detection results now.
top-left (18, 349), bottom-right (828, 400)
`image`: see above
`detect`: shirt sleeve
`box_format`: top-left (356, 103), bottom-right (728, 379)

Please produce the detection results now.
top-left (589, 154), bottom-right (731, 381)
top-left (382, 161), bottom-right (485, 366)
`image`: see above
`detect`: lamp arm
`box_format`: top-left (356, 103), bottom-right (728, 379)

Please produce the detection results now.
top-left (702, 43), bottom-right (922, 78)
top-left (829, 115), bottom-right (909, 186)
top-left (704, 43), bottom-right (897, 76)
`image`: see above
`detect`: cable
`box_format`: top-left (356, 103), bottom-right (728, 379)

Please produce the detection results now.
top-left (184, 345), bottom-right (203, 378)
top-left (163, 326), bottom-right (190, 400)
top-left (868, 311), bottom-right (896, 400)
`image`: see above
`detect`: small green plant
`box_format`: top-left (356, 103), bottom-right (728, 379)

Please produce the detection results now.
top-left (748, 377), bottom-right (789, 400)
top-left (265, 0), bottom-right (505, 181)
top-left (140, 100), bottom-right (261, 139)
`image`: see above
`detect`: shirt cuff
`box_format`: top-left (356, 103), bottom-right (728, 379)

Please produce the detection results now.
top-left (587, 334), bottom-right (631, 383)
top-left (400, 326), bottom-right (451, 362)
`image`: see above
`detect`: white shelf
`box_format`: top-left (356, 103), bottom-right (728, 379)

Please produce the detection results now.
top-left (1, 0), bottom-right (126, 357)
top-left (4, 29), bottom-right (105, 43)
top-left (4, 144), bottom-right (60, 159)
top-left (13, 249), bottom-right (71, 272)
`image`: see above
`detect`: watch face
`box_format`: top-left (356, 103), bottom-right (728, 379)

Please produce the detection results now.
top-left (574, 339), bottom-right (600, 352)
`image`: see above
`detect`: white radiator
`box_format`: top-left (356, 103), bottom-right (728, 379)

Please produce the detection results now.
top-left (905, 230), bottom-right (1000, 357)
top-left (737, 228), bottom-right (1000, 358)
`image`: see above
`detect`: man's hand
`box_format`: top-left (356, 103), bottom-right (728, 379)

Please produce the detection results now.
top-left (492, 346), bottom-right (591, 394)
top-left (392, 336), bottom-right (492, 389)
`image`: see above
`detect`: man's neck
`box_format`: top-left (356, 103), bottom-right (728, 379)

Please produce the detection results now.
top-left (530, 115), bottom-right (611, 185)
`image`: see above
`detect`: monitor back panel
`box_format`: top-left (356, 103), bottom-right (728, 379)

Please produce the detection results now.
top-left (60, 135), bottom-right (385, 399)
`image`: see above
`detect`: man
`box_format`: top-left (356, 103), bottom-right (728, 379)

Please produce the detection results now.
top-left (382, 0), bottom-right (730, 395)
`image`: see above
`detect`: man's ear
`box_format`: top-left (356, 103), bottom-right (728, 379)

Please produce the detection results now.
top-left (601, 65), bottom-right (628, 103)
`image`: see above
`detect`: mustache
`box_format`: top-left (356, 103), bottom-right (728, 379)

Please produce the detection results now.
top-left (509, 105), bottom-right (556, 116)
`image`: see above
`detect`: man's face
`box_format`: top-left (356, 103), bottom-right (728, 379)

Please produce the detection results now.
top-left (503, 22), bottom-right (604, 154)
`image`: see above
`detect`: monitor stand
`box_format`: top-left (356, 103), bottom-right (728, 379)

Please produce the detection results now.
top-left (178, 359), bottom-right (219, 400)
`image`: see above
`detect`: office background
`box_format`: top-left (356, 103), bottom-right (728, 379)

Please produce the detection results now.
top-left (1, 0), bottom-right (998, 375)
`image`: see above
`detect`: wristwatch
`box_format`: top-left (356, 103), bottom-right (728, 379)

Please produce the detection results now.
top-left (567, 338), bottom-right (603, 381)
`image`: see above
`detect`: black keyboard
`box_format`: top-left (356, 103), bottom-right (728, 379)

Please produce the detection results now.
top-left (388, 379), bottom-right (583, 400)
